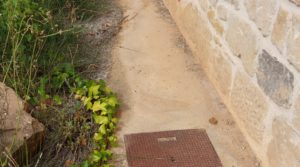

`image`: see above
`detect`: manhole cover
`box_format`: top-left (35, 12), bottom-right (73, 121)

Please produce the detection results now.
top-left (124, 129), bottom-right (222, 167)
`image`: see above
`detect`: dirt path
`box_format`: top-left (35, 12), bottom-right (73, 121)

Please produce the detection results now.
top-left (108, 0), bottom-right (259, 166)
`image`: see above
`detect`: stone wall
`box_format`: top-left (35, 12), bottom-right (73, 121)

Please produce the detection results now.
top-left (163, 0), bottom-right (300, 166)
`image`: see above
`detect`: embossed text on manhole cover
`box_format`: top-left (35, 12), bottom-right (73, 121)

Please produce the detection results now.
top-left (124, 129), bottom-right (222, 167)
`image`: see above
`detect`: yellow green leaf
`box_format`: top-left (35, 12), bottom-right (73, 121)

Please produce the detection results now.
top-left (88, 85), bottom-right (100, 97)
top-left (99, 124), bottom-right (106, 135)
top-left (107, 96), bottom-right (118, 107)
top-left (92, 101), bottom-right (107, 112)
top-left (93, 115), bottom-right (109, 124)
top-left (94, 133), bottom-right (103, 141)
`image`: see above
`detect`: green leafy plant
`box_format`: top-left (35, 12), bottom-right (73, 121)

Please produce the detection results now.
top-left (72, 79), bottom-right (119, 167)
top-left (30, 63), bottom-right (119, 167)
top-left (0, 0), bottom-right (118, 166)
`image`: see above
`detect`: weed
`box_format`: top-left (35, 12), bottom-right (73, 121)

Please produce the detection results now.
top-left (0, 0), bottom-right (118, 166)
top-left (30, 64), bottom-right (119, 167)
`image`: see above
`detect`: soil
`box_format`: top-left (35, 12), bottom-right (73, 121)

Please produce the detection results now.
top-left (77, 0), bottom-right (123, 80)
top-left (108, 0), bottom-right (261, 167)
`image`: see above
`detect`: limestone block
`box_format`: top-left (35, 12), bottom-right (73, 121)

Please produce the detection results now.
top-left (208, 50), bottom-right (233, 99)
top-left (226, 14), bottom-right (258, 75)
top-left (231, 71), bottom-right (269, 144)
top-left (293, 95), bottom-right (300, 132)
top-left (207, 9), bottom-right (224, 35)
top-left (176, 4), bottom-right (214, 71)
top-left (271, 7), bottom-right (291, 53)
top-left (245, 0), bottom-right (278, 36)
top-left (287, 13), bottom-right (300, 71)
top-left (257, 50), bottom-right (294, 108)
top-left (267, 118), bottom-right (300, 167)
top-left (216, 4), bottom-right (228, 21)
top-left (225, 0), bottom-right (240, 10)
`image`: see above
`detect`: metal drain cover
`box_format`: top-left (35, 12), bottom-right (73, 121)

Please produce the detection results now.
top-left (124, 129), bottom-right (222, 167)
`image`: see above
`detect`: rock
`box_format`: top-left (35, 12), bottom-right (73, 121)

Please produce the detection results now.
top-left (231, 71), bottom-right (268, 144)
top-left (287, 13), bottom-right (300, 71)
top-left (271, 7), bottom-right (291, 53)
top-left (225, 0), bottom-right (240, 10)
top-left (267, 118), bottom-right (300, 167)
top-left (245, 0), bottom-right (278, 36)
top-left (207, 9), bottom-right (224, 35)
top-left (225, 14), bottom-right (258, 75)
top-left (207, 50), bottom-right (233, 100)
top-left (257, 50), bottom-right (294, 108)
top-left (216, 4), bottom-right (228, 21)
top-left (292, 95), bottom-right (300, 133)
top-left (0, 82), bottom-right (44, 166)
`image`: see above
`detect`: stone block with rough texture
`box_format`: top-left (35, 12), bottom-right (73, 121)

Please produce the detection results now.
top-left (207, 50), bottom-right (233, 100)
top-left (271, 7), bottom-right (291, 53)
top-left (176, 4), bottom-right (214, 71)
top-left (216, 4), bottom-right (228, 21)
top-left (257, 50), bottom-right (294, 108)
top-left (231, 71), bottom-right (268, 144)
top-left (293, 95), bottom-right (300, 133)
top-left (225, 0), bottom-right (240, 10)
top-left (287, 14), bottom-right (300, 71)
top-left (267, 118), bottom-right (300, 167)
top-left (226, 14), bottom-right (258, 75)
top-left (207, 9), bottom-right (224, 35)
top-left (245, 0), bottom-right (278, 36)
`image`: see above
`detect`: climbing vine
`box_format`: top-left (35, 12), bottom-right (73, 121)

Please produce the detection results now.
top-left (72, 78), bottom-right (119, 167)
top-left (34, 63), bottom-right (119, 167)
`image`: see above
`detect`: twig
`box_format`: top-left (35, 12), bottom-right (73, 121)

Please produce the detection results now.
top-left (117, 46), bottom-right (144, 53)
top-left (40, 29), bottom-right (74, 38)
top-left (34, 152), bottom-right (43, 167)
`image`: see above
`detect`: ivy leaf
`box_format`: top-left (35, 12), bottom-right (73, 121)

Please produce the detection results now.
top-left (101, 111), bottom-right (108, 116)
top-left (76, 89), bottom-right (85, 96)
top-left (90, 150), bottom-right (101, 163)
top-left (101, 150), bottom-right (112, 162)
top-left (83, 97), bottom-right (92, 109)
top-left (99, 124), bottom-right (106, 135)
top-left (108, 135), bottom-right (118, 146)
top-left (104, 86), bottom-right (112, 94)
top-left (107, 96), bottom-right (118, 107)
top-left (88, 85), bottom-right (100, 97)
top-left (104, 107), bottom-right (114, 115)
top-left (92, 101), bottom-right (107, 112)
top-left (93, 115), bottom-right (109, 124)
top-left (93, 132), bottom-right (103, 141)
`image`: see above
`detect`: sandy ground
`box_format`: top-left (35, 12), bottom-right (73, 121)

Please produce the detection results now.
top-left (108, 0), bottom-right (260, 166)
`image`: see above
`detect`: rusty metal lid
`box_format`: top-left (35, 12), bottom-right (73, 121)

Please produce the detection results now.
top-left (124, 129), bottom-right (222, 167)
